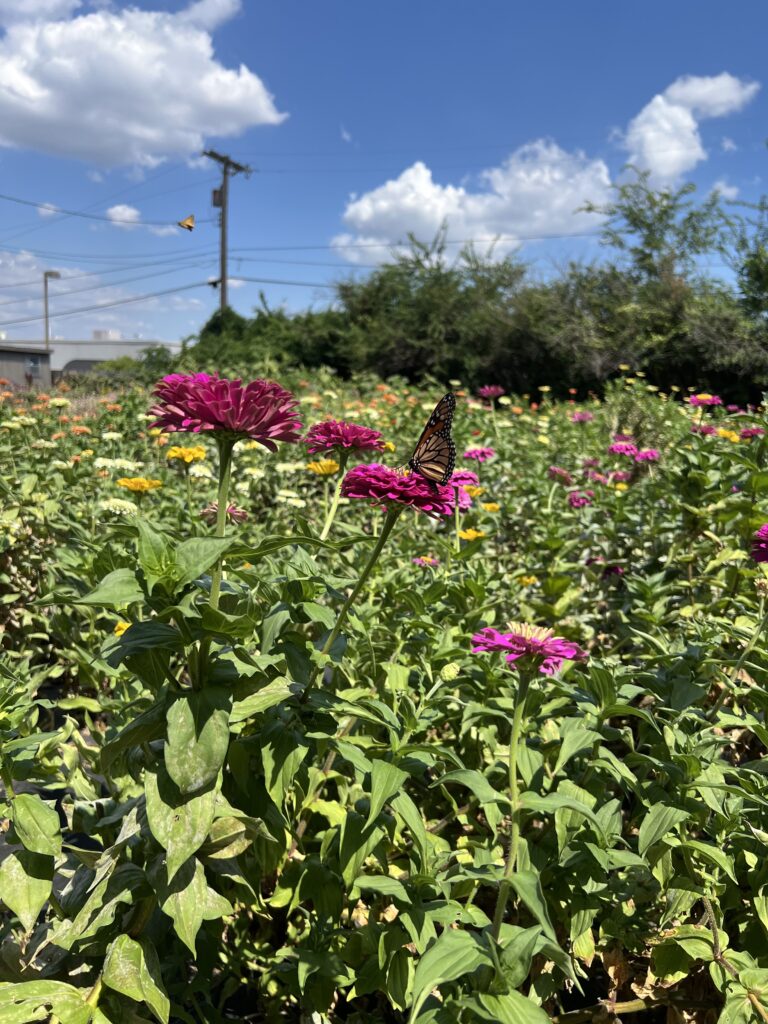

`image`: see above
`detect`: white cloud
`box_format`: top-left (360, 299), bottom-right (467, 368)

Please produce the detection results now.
top-left (623, 73), bottom-right (759, 183)
top-left (332, 141), bottom-right (611, 263)
top-left (340, 124), bottom-right (352, 144)
top-left (149, 225), bottom-right (179, 237)
top-left (712, 178), bottom-right (739, 200)
top-left (722, 136), bottom-right (737, 152)
top-left (0, 0), bottom-right (81, 25)
top-left (37, 203), bottom-right (59, 217)
top-left (0, 1), bottom-right (286, 168)
top-left (106, 204), bottom-right (141, 229)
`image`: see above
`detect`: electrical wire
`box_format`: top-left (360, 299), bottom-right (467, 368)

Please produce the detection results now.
top-left (0, 190), bottom-right (216, 227)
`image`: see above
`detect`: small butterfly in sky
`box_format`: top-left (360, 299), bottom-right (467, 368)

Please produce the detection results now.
top-left (177, 215), bottom-right (195, 231)
top-left (401, 392), bottom-right (456, 486)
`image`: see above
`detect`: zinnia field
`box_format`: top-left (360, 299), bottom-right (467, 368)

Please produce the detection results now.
top-left (2, 369), bottom-right (768, 1024)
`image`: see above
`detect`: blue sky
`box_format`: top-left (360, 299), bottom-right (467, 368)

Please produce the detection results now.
top-left (0, 0), bottom-right (765, 342)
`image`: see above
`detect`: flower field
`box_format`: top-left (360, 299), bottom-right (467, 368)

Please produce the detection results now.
top-left (1, 370), bottom-right (768, 1023)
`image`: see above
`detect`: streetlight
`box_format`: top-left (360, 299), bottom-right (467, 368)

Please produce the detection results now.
top-left (43, 270), bottom-right (61, 352)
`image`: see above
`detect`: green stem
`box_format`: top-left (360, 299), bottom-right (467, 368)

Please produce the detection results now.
top-left (209, 438), bottom-right (235, 612)
top-left (319, 452), bottom-right (349, 540)
top-left (491, 671), bottom-right (531, 942)
top-left (707, 598), bottom-right (768, 721)
top-left (454, 494), bottom-right (462, 553)
top-left (302, 506), bottom-right (402, 700)
top-left (184, 465), bottom-right (196, 535)
top-left (85, 976), bottom-right (102, 1010)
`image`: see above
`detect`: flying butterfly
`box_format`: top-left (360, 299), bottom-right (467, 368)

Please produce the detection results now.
top-left (177, 215), bottom-right (195, 231)
top-left (402, 392), bottom-right (457, 486)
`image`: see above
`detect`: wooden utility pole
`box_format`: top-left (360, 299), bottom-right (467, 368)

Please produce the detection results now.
top-left (202, 150), bottom-right (252, 313)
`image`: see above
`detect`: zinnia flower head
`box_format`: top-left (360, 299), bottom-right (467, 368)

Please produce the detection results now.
top-left (117, 477), bottom-right (162, 493)
top-left (449, 469), bottom-right (479, 510)
top-left (568, 489), bottom-right (593, 508)
top-left (340, 464), bottom-right (454, 517)
top-left (150, 373), bottom-right (302, 450)
top-left (689, 393), bottom-right (723, 407)
top-left (548, 465), bottom-right (573, 485)
top-left (741, 427), bottom-right (765, 440)
top-left (167, 445), bottom-right (207, 464)
top-left (608, 442), bottom-right (638, 457)
top-left (463, 447), bottom-right (496, 463)
top-left (692, 423), bottom-right (717, 436)
top-left (477, 385), bottom-right (505, 400)
top-left (635, 448), bottom-right (660, 463)
top-left (306, 458), bottom-right (340, 475)
top-left (305, 419), bottom-right (385, 454)
top-left (610, 470), bottom-right (632, 483)
top-left (727, 404), bottom-right (743, 414)
top-left (458, 527), bottom-right (486, 541)
top-left (472, 622), bottom-right (588, 675)
top-left (413, 555), bottom-right (440, 568)
top-left (200, 501), bottom-right (249, 525)
top-left (571, 411), bottom-right (594, 423)
top-left (751, 524), bottom-right (768, 563)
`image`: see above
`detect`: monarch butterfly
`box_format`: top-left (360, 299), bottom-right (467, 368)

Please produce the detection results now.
top-left (177, 215), bottom-right (195, 231)
top-left (403, 392), bottom-right (456, 485)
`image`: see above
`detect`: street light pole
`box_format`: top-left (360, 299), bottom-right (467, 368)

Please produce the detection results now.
top-left (43, 270), bottom-right (61, 352)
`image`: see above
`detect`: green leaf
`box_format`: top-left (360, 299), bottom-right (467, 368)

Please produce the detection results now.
top-left (353, 874), bottom-right (410, 903)
top-left (136, 520), bottom-right (176, 595)
top-left (12, 793), bottom-right (61, 857)
top-left (520, 791), bottom-right (606, 842)
top-left (104, 622), bottom-right (184, 668)
top-left (436, 769), bottom-right (508, 807)
top-left (637, 804), bottom-right (690, 857)
top-left (144, 764), bottom-right (218, 882)
top-left (261, 725), bottom-right (308, 807)
top-left (366, 760), bottom-right (409, 829)
top-left (103, 934), bottom-right (170, 1024)
top-left (100, 697), bottom-right (167, 773)
top-left (681, 839), bottom-right (738, 883)
top-left (0, 981), bottom-right (91, 1024)
top-left (230, 680), bottom-right (296, 723)
top-left (0, 850), bottom-right (53, 932)
top-left (150, 857), bottom-right (233, 955)
top-left (174, 537), bottom-right (234, 587)
top-left (409, 929), bottom-right (490, 1022)
top-left (498, 925), bottom-right (542, 989)
top-left (473, 992), bottom-right (551, 1023)
top-left (74, 568), bottom-right (143, 609)
top-left (164, 687), bottom-right (232, 795)
top-left (508, 871), bottom-right (558, 945)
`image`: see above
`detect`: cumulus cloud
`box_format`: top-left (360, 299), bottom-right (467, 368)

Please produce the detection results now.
top-left (623, 73), bottom-right (759, 183)
top-left (0, 0), bottom-right (81, 25)
top-left (0, 0), bottom-right (286, 167)
top-left (712, 178), bottom-right (739, 200)
top-left (106, 204), bottom-right (141, 229)
top-left (332, 141), bottom-right (611, 263)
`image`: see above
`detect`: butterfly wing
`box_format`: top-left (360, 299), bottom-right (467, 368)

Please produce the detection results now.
top-left (408, 393), bottom-right (456, 485)
top-left (178, 215), bottom-right (195, 231)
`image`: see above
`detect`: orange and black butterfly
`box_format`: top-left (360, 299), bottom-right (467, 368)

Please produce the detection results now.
top-left (403, 392), bottom-right (456, 485)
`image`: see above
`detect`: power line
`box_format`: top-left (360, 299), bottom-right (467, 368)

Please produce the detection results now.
top-left (0, 250), bottom-right (221, 290)
top-left (0, 190), bottom-right (216, 228)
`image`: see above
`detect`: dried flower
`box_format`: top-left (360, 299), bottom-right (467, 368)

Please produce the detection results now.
top-left (200, 501), bottom-right (249, 525)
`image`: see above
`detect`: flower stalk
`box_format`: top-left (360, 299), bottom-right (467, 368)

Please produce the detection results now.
top-left (209, 438), bottom-right (235, 612)
top-left (319, 451), bottom-right (349, 540)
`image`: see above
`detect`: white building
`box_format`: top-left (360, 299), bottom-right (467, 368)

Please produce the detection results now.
top-left (0, 335), bottom-right (181, 374)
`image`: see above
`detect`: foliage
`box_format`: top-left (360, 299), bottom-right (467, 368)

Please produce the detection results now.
top-left (1, 372), bottom-right (768, 1022)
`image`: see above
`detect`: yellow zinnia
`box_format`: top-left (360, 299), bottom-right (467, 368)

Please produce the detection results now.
top-left (481, 502), bottom-right (500, 512)
top-left (167, 445), bottom-right (207, 463)
top-left (717, 428), bottom-right (740, 443)
top-left (463, 485), bottom-right (485, 498)
top-left (117, 477), bottom-right (163, 493)
top-left (114, 621), bottom-right (130, 636)
top-left (459, 528), bottom-right (486, 541)
top-left (382, 441), bottom-right (396, 452)
top-left (306, 459), bottom-right (340, 476)
top-left (520, 575), bottom-right (539, 586)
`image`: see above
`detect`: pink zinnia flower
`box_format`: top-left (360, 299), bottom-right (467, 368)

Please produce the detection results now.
top-left (613, 433), bottom-right (634, 442)
top-left (200, 501), bottom-right (249, 525)
top-left (741, 427), bottom-right (765, 440)
top-left (727, 404), bottom-right (743, 414)
top-left (586, 470), bottom-right (608, 484)
top-left (610, 470), bottom-right (632, 483)
top-left (477, 385), bottom-right (505, 400)
top-left (150, 374), bottom-right (302, 450)
top-left (689, 394), bottom-right (723, 407)
top-left (751, 524), bottom-right (768, 563)
top-left (472, 623), bottom-right (588, 675)
top-left (463, 447), bottom-right (496, 463)
top-left (608, 442), bottom-right (638, 457)
top-left (305, 419), bottom-right (385, 454)
top-left (582, 457), bottom-right (600, 469)
top-left (449, 469), bottom-right (479, 510)
top-left (413, 555), bottom-right (440, 568)
top-left (341, 464), bottom-right (454, 518)
top-left (568, 490), bottom-right (594, 508)
top-left (571, 411), bottom-right (594, 423)
top-left (692, 424), bottom-right (717, 436)
top-left (635, 448), bottom-right (660, 462)
top-left (548, 465), bottom-right (573, 485)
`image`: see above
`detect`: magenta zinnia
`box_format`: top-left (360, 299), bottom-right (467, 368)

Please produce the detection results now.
top-left (340, 464), bottom-right (454, 517)
top-left (568, 489), bottom-right (594, 508)
top-left (463, 447), bottom-right (496, 463)
top-left (472, 623), bottom-right (588, 675)
top-left (689, 393), bottom-right (723, 407)
top-left (477, 385), bottom-right (505, 400)
top-left (150, 373), bottom-right (302, 450)
top-left (548, 465), bottom-right (573, 485)
top-left (635, 448), bottom-right (660, 463)
top-left (751, 524), bottom-right (768, 563)
top-left (449, 469), bottom-right (480, 510)
top-left (608, 441), bottom-right (638, 457)
top-left (305, 419), bottom-right (385, 454)
top-left (571, 410), bottom-right (594, 423)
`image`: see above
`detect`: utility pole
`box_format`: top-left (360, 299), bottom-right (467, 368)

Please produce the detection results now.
top-left (43, 270), bottom-right (61, 351)
top-left (203, 150), bottom-right (252, 314)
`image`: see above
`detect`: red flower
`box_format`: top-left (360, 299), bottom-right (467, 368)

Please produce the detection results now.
top-left (150, 373), bottom-right (302, 450)
top-left (341, 464), bottom-right (454, 517)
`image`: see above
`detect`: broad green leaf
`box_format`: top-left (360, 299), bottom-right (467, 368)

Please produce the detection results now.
top-left (473, 992), bottom-right (551, 1023)
top-left (520, 791), bottom-right (606, 842)
top-left (0, 850), bottom-right (53, 932)
top-left (637, 804), bottom-right (690, 857)
top-left (409, 928), bottom-right (490, 1022)
top-left (391, 792), bottom-right (430, 869)
top-left (0, 981), bottom-right (91, 1024)
top-left (366, 760), bottom-right (409, 829)
top-left (353, 874), bottom-right (410, 903)
top-left (174, 537), bottom-right (234, 586)
top-left (261, 725), bottom-right (308, 807)
top-left (74, 568), bottom-right (143, 609)
top-left (12, 793), bottom-right (61, 857)
top-left (136, 519), bottom-right (176, 594)
top-left (144, 764), bottom-right (218, 882)
top-left (164, 687), bottom-right (232, 794)
top-left (150, 857), bottom-right (233, 955)
top-left (230, 680), bottom-right (295, 723)
top-left (104, 622), bottom-right (184, 668)
top-left (436, 769), bottom-right (508, 806)
top-left (498, 925), bottom-right (542, 988)
top-left (681, 839), bottom-right (738, 883)
top-left (508, 871), bottom-right (558, 945)
top-left (101, 697), bottom-right (167, 773)
top-left (103, 934), bottom-right (170, 1024)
